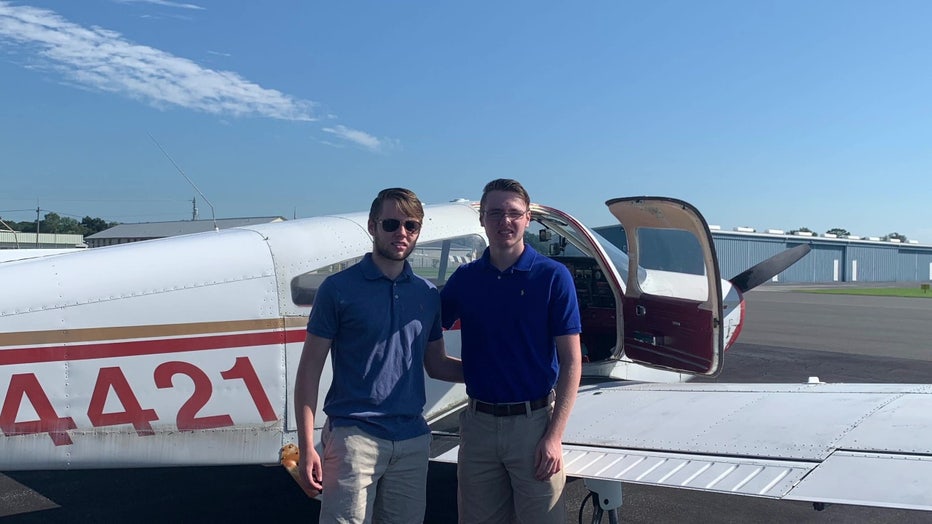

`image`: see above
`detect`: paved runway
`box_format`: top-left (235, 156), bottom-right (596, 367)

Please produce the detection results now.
top-left (2, 286), bottom-right (931, 522)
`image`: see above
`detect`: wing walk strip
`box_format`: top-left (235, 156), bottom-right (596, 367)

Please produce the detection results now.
top-left (560, 444), bottom-right (813, 498)
top-left (436, 444), bottom-right (932, 511)
top-left (433, 444), bottom-right (814, 498)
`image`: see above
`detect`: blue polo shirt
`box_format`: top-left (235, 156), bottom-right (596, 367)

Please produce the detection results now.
top-left (307, 253), bottom-right (443, 440)
top-left (441, 245), bottom-right (581, 403)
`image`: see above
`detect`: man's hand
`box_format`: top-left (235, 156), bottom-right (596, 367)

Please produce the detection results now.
top-left (298, 447), bottom-right (324, 496)
top-left (281, 444), bottom-right (322, 498)
top-left (534, 433), bottom-right (564, 481)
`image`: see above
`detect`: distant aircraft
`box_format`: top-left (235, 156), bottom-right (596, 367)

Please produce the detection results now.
top-left (2, 197), bottom-right (929, 518)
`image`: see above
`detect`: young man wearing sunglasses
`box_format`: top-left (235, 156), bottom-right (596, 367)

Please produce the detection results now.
top-left (440, 179), bottom-right (582, 523)
top-left (294, 187), bottom-right (462, 523)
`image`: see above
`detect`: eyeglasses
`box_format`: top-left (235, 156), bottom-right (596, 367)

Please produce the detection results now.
top-left (378, 218), bottom-right (421, 234)
top-left (484, 210), bottom-right (528, 222)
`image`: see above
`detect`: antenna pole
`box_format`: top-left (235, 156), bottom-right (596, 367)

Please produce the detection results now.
top-left (147, 133), bottom-right (218, 231)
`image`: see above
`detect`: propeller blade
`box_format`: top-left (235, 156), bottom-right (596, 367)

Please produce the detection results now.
top-left (729, 244), bottom-right (811, 292)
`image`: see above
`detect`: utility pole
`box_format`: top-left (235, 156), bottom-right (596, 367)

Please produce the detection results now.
top-left (192, 196), bottom-right (198, 221)
top-left (35, 205), bottom-right (40, 246)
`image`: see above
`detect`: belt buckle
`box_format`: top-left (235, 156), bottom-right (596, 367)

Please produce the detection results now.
top-left (509, 401), bottom-right (530, 417)
top-left (472, 397), bottom-right (544, 417)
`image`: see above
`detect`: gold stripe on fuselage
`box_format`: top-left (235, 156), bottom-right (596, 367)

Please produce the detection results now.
top-left (0, 316), bottom-right (309, 348)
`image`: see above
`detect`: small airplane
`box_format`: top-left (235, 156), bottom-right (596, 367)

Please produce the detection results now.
top-left (1, 197), bottom-right (930, 518)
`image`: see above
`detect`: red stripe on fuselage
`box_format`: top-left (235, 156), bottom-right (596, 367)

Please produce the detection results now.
top-left (0, 329), bottom-right (307, 366)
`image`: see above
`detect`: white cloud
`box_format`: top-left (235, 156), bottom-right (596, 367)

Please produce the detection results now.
top-left (110, 0), bottom-right (205, 11)
top-left (322, 125), bottom-right (399, 153)
top-left (0, 2), bottom-right (314, 121)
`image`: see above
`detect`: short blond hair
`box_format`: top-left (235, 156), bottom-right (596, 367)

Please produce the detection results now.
top-left (369, 188), bottom-right (424, 222)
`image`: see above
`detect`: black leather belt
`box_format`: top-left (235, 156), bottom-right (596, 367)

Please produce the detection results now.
top-left (470, 393), bottom-right (553, 417)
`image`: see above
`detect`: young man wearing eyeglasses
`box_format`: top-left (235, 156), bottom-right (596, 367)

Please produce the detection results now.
top-left (294, 187), bottom-right (463, 523)
top-left (440, 179), bottom-right (582, 523)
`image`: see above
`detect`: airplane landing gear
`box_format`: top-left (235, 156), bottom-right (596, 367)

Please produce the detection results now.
top-left (579, 479), bottom-right (622, 524)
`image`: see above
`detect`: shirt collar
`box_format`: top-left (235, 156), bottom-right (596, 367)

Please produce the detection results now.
top-left (478, 244), bottom-right (538, 273)
top-left (361, 252), bottom-right (413, 281)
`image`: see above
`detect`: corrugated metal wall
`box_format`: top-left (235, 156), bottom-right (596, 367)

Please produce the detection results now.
top-left (782, 242), bottom-right (846, 283)
top-left (845, 245), bottom-right (899, 282)
top-left (712, 237), bottom-right (783, 281)
top-left (898, 249), bottom-right (932, 281)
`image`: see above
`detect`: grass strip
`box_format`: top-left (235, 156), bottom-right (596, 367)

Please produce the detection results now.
top-left (800, 287), bottom-right (932, 298)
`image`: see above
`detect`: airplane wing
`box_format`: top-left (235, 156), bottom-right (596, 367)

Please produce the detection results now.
top-left (435, 380), bottom-right (932, 511)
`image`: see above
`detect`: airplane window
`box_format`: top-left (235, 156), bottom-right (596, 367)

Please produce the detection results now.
top-left (291, 256), bottom-right (363, 306)
top-left (589, 229), bottom-right (640, 288)
top-left (636, 227), bottom-right (709, 301)
top-left (636, 228), bottom-right (705, 275)
top-left (410, 234), bottom-right (486, 285)
top-left (595, 226), bottom-right (628, 253)
top-left (289, 234), bottom-right (486, 306)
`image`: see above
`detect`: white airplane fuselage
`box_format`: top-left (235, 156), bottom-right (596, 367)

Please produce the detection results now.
top-left (0, 200), bottom-right (741, 470)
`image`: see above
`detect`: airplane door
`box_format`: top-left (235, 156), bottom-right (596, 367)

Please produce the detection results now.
top-left (607, 198), bottom-right (724, 376)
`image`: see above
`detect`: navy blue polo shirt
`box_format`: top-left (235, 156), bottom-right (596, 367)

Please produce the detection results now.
top-left (441, 245), bottom-right (581, 403)
top-left (307, 253), bottom-right (442, 440)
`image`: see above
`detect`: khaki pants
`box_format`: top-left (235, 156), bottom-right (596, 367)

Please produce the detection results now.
top-left (457, 404), bottom-right (565, 524)
top-left (319, 422), bottom-right (430, 524)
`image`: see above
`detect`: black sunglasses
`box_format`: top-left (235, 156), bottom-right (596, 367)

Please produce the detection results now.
top-left (378, 218), bottom-right (421, 233)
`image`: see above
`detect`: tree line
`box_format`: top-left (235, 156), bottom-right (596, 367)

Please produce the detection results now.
top-left (0, 212), bottom-right (119, 236)
top-left (788, 227), bottom-right (908, 242)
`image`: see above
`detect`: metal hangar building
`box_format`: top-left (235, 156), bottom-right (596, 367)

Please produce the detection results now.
top-left (594, 226), bottom-right (932, 284)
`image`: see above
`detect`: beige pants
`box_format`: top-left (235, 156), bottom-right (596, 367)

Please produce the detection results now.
top-left (319, 422), bottom-right (430, 524)
top-left (457, 404), bottom-right (565, 524)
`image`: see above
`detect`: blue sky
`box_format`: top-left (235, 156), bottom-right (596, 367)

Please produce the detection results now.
top-left (1, 1), bottom-right (930, 243)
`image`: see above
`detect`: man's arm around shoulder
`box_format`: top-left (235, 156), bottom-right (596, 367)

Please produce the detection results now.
top-left (424, 337), bottom-right (463, 383)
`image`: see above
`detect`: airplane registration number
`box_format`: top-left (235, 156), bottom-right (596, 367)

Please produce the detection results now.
top-left (0, 356), bottom-right (278, 446)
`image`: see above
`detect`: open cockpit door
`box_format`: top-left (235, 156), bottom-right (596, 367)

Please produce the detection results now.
top-left (607, 198), bottom-right (723, 376)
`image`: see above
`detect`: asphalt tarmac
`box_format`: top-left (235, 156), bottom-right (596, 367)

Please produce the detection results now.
top-left (2, 286), bottom-right (931, 523)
